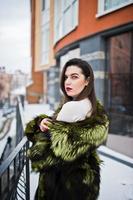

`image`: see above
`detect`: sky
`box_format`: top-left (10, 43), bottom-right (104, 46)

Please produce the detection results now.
top-left (0, 0), bottom-right (31, 74)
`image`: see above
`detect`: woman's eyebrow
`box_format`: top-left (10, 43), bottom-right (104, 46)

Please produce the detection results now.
top-left (65, 73), bottom-right (80, 76)
top-left (71, 73), bottom-right (79, 76)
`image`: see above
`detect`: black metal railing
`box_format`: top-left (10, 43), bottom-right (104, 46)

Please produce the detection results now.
top-left (0, 136), bottom-right (13, 165)
top-left (0, 97), bottom-right (30, 200)
top-left (16, 96), bottom-right (25, 145)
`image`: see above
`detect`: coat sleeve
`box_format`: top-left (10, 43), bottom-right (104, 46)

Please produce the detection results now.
top-left (25, 114), bottom-right (51, 142)
top-left (28, 143), bottom-right (60, 172)
top-left (25, 114), bottom-right (61, 172)
top-left (50, 114), bottom-right (109, 162)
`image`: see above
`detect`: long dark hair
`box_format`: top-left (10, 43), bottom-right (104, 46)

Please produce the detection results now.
top-left (60, 58), bottom-right (97, 115)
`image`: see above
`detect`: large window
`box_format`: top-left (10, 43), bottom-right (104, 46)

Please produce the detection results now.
top-left (41, 0), bottom-right (50, 65)
top-left (97, 0), bottom-right (133, 17)
top-left (41, 25), bottom-right (50, 65)
top-left (54, 0), bottom-right (79, 43)
top-left (107, 32), bottom-right (133, 136)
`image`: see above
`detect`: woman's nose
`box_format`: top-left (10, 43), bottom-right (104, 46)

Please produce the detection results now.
top-left (65, 78), bottom-right (71, 85)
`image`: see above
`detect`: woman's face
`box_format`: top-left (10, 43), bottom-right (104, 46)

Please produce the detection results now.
top-left (64, 65), bottom-right (89, 98)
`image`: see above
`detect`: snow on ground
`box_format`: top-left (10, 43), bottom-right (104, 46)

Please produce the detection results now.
top-left (24, 103), bottom-right (54, 124)
top-left (98, 146), bottom-right (133, 200)
top-left (99, 145), bottom-right (133, 164)
top-left (30, 170), bottom-right (39, 200)
top-left (0, 116), bottom-right (16, 158)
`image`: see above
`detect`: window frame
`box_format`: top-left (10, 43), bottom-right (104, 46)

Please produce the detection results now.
top-left (54, 0), bottom-right (79, 43)
top-left (41, 0), bottom-right (45, 11)
top-left (40, 0), bottom-right (50, 65)
top-left (96, 0), bottom-right (133, 18)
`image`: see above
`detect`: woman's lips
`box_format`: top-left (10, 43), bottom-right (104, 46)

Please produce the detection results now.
top-left (65, 87), bottom-right (73, 92)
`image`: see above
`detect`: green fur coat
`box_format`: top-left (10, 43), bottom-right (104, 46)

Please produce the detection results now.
top-left (25, 101), bottom-right (109, 200)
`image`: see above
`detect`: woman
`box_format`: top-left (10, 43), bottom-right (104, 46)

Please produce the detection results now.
top-left (25, 58), bottom-right (109, 200)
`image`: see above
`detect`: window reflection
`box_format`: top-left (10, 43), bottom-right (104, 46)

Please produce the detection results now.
top-left (104, 0), bottom-right (131, 10)
top-left (107, 32), bottom-right (133, 136)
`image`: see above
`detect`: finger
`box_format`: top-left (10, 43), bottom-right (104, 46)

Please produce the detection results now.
top-left (42, 120), bottom-right (51, 126)
top-left (44, 118), bottom-right (52, 123)
top-left (40, 124), bottom-right (49, 132)
top-left (46, 121), bottom-right (52, 125)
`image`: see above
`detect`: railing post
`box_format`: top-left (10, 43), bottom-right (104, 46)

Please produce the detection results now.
top-left (7, 167), bottom-right (10, 193)
top-left (0, 177), bottom-right (1, 198)
top-left (26, 141), bottom-right (30, 200)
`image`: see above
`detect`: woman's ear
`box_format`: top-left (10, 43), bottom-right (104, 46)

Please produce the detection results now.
top-left (85, 77), bottom-right (90, 86)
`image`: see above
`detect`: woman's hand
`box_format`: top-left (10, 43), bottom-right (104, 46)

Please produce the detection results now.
top-left (39, 118), bottom-right (52, 132)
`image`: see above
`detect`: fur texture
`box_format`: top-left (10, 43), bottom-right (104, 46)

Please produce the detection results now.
top-left (25, 100), bottom-right (109, 200)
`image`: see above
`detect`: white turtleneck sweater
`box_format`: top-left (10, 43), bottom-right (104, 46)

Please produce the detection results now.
top-left (56, 98), bottom-right (92, 123)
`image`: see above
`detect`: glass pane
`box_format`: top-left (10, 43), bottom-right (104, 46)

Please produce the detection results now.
top-left (72, 0), bottom-right (78, 28)
top-left (54, 0), bottom-right (78, 42)
top-left (109, 32), bottom-right (133, 113)
top-left (41, 26), bottom-right (50, 64)
top-left (42, 0), bottom-right (45, 11)
top-left (104, 0), bottom-right (131, 10)
top-left (63, 7), bottom-right (72, 35)
top-left (107, 32), bottom-right (133, 136)
top-left (62, 0), bottom-right (71, 11)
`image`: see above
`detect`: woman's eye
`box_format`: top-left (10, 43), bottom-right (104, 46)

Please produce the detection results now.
top-left (72, 76), bottom-right (78, 79)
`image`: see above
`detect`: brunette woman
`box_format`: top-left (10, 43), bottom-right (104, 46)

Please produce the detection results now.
top-left (25, 58), bottom-right (109, 200)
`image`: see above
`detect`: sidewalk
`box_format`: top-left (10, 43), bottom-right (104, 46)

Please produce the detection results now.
top-left (107, 134), bottom-right (133, 158)
top-left (98, 146), bottom-right (133, 200)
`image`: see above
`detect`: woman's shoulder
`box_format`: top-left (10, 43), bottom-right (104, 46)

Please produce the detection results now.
top-left (56, 98), bottom-right (92, 122)
top-left (60, 99), bottom-right (92, 115)
top-left (96, 99), bottom-right (106, 113)
top-left (63, 98), bottom-right (91, 108)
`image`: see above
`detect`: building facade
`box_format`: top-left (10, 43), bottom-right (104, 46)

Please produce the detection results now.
top-left (26, 0), bottom-right (44, 103)
top-left (27, 0), bottom-right (133, 148)
top-left (0, 67), bottom-right (12, 107)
